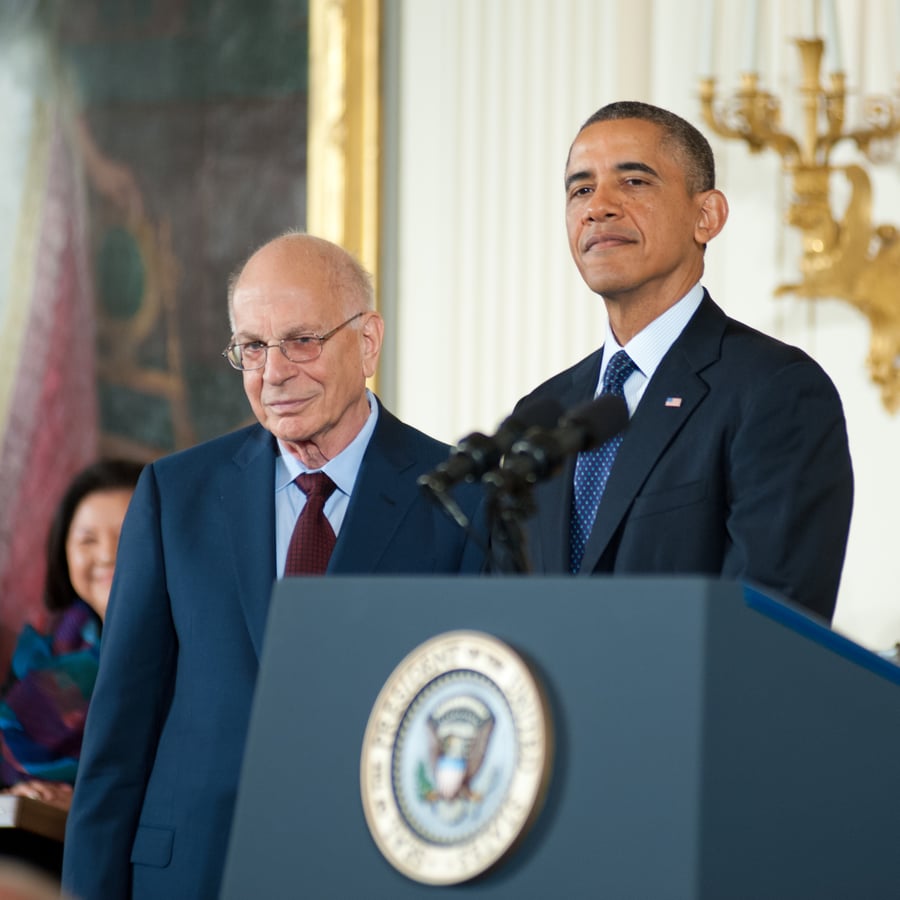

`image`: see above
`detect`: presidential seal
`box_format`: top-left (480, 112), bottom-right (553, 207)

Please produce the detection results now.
top-left (359, 630), bottom-right (553, 885)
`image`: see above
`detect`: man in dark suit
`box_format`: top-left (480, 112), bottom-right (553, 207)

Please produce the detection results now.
top-left (514, 101), bottom-right (852, 621)
top-left (62, 233), bottom-right (485, 900)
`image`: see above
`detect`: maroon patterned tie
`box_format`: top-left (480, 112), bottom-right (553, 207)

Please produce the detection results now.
top-left (285, 472), bottom-right (337, 575)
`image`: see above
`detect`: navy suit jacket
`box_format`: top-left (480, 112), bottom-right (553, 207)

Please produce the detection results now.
top-left (62, 401), bottom-right (484, 900)
top-left (514, 294), bottom-right (853, 619)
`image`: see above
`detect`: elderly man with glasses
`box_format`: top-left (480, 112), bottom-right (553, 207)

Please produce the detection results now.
top-left (62, 232), bottom-right (486, 900)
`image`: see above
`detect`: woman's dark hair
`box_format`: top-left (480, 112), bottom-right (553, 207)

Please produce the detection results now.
top-left (44, 459), bottom-right (144, 612)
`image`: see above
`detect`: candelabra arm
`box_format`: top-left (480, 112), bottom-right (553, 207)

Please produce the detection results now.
top-left (756, 128), bottom-right (801, 161)
top-left (699, 77), bottom-right (757, 146)
top-left (699, 76), bottom-right (800, 160)
top-left (843, 118), bottom-right (900, 158)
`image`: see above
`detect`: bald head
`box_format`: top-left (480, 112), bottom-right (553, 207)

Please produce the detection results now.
top-left (228, 232), bottom-right (374, 331)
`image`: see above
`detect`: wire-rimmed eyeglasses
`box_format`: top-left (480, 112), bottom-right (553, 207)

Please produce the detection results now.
top-left (222, 312), bottom-right (365, 371)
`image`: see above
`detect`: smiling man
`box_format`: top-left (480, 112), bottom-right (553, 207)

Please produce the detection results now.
top-left (62, 232), bottom-right (486, 900)
top-left (512, 100), bottom-right (853, 620)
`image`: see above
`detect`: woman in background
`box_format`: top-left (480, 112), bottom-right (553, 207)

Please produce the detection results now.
top-left (0, 459), bottom-right (143, 811)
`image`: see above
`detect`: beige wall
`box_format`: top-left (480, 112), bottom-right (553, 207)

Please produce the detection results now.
top-left (381, 0), bottom-right (900, 651)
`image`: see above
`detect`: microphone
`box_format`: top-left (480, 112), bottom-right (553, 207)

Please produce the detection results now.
top-left (488, 394), bottom-right (629, 487)
top-left (418, 396), bottom-right (564, 495)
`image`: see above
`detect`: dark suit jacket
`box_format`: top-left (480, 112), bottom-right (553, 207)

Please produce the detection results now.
top-left (514, 294), bottom-right (853, 620)
top-left (62, 401), bottom-right (484, 900)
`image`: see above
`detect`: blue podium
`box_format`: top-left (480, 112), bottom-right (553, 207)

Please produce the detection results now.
top-left (220, 576), bottom-right (900, 899)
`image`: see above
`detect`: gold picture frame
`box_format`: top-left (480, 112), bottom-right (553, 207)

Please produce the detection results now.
top-left (307, 0), bottom-right (381, 288)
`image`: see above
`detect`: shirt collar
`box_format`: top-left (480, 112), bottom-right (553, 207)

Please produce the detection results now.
top-left (275, 389), bottom-right (379, 497)
top-left (600, 281), bottom-right (705, 383)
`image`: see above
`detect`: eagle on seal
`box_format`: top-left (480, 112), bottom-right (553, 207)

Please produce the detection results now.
top-left (425, 695), bottom-right (495, 803)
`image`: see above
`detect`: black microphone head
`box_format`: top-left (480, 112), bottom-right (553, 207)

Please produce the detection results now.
top-left (451, 396), bottom-right (566, 477)
top-left (419, 396), bottom-right (566, 495)
top-left (559, 394), bottom-right (629, 452)
top-left (496, 396), bottom-right (565, 442)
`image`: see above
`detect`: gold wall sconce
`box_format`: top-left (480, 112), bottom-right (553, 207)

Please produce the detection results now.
top-left (698, 2), bottom-right (900, 412)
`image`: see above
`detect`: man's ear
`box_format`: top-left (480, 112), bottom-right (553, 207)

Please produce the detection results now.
top-left (695, 189), bottom-right (729, 246)
top-left (361, 312), bottom-right (384, 379)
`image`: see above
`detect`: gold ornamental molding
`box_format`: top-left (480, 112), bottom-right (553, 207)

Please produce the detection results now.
top-left (307, 0), bottom-right (381, 286)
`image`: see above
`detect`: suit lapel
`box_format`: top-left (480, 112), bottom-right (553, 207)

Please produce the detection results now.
top-left (579, 296), bottom-right (726, 572)
top-left (329, 403), bottom-right (420, 572)
top-left (221, 426), bottom-right (278, 658)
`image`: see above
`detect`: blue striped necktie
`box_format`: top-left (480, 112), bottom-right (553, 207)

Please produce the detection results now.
top-left (569, 350), bottom-right (637, 573)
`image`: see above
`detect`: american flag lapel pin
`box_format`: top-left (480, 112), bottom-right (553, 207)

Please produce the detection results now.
top-left (664, 397), bottom-right (683, 408)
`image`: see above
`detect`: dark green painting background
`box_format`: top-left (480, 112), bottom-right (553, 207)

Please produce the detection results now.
top-left (62, 0), bottom-right (309, 456)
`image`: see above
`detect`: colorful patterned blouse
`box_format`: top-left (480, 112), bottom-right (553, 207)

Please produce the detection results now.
top-left (0, 599), bottom-right (101, 786)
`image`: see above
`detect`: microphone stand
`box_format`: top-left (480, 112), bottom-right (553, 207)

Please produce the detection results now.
top-left (483, 469), bottom-right (536, 575)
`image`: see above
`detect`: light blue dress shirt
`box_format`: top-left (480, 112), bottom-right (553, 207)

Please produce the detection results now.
top-left (594, 282), bottom-right (705, 415)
